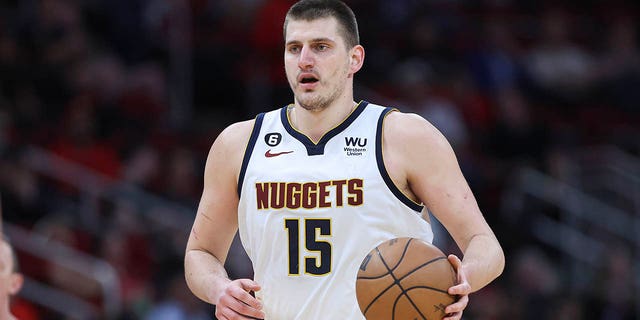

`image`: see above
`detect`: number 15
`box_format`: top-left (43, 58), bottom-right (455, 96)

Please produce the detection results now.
top-left (284, 218), bottom-right (332, 275)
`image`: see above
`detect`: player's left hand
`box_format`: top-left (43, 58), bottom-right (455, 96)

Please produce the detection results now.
top-left (443, 254), bottom-right (471, 320)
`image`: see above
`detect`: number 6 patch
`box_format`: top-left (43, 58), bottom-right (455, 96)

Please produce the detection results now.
top-left (265, 132), bottom-right (282, 147)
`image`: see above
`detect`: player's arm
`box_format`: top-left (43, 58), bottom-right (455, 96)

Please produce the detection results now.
top-left (184, 120), bottom-right (265, 320)
top-left (383, 112), bottom-right (504, 316)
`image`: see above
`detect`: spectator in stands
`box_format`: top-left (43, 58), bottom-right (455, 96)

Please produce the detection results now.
top-left (144, 272), bottom-right (208, 320)
top-left (523, 8), bottom-right (594, 105)
top-left (593, 16), bottom-right (640, 114)
top-left (391, 58), bottom-right (469, 149)
top-left (0, 238), bottom-right (23, 320)
top-left (589, 245), bottom-right (635, 320)
top-left (510, 246), bottom-right (560, 320)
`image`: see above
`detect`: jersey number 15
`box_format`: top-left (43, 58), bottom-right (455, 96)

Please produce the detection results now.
top-left (284, 218), bottom-right (331, 275)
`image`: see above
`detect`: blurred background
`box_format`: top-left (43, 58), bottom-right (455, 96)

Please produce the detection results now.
top-left (0, 0), bottom-right (638, 319)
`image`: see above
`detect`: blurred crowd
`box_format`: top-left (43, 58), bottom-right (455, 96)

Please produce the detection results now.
top-left (0, 0), bottom-right (638, 319)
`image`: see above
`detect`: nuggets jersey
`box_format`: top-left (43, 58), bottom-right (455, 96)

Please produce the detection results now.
top-left (237, 101), bottom-right (434, 319)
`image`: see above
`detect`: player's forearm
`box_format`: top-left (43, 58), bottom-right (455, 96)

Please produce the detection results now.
top-left (184, 248), bottom-right (231, 304)
top-left (461, 233), bottom-right (505, 292)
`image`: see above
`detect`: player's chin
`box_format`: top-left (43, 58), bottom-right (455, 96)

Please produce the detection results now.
top-left (296, 96), bottom-right (324, 111)
top-left (297, 89), bottom-right (318, 98)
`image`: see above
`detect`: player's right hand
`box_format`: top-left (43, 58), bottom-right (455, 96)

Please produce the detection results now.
top-left (444, 255), bottom-right (470, 320)
top-left (214, 279), bottom-right (265, 320)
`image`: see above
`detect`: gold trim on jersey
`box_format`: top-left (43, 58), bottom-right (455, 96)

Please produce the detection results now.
top-left (285, 100), bottom-right (363, 144)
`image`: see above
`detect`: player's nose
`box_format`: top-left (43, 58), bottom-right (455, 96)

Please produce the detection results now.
top-left (298, 46), bottom-right (314, 69)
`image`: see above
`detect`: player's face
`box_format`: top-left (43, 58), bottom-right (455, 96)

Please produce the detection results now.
top-left (0, 241), bottom-right (22, 302)
top-left (0, 242), bottom-right (12, 299)
top-left (284, 17), bottom-right (352, 111)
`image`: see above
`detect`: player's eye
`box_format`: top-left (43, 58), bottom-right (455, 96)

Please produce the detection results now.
top-left (316, 44), bottom-right (329, 51)
top-left (288, 46), bottom-right (301, 54)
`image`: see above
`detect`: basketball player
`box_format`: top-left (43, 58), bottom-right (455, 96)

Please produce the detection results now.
top-left (185, 1), bottom-right (505, 319)
top-left (0, 238), bottom-right (23, 320)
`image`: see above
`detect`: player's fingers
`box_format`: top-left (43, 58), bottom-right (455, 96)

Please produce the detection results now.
top-left (218, 302), bottom-right (264, 320)
top-left (229, 284), bottom-right (263, 310)
top-left (447, 254), bottom-right (470, 294)
top-left (217, 286), bottom-right (265, 320)
top-left (238, 278), bottom-right (262, 292)
top-left (448, 281), bottom-right (472, 296)
top-left (226, 297), bottom-right (266, 319)
top-left (447, 254), bottom-right (462, 267)
top-left (448, 255), bottom-right (462, 278)
top-left (442, 311), bottom-right (463, 320)
top-left (444, 294), bottom-right (469, 314)
top-left (219, 308), bottom-right (246, 320)
top-left (216, 306), bottom-right (235, 320)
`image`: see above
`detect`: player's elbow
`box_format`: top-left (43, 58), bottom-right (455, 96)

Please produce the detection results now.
top-left (497, 248), bottom-right (505, 276)
top-left (492, 244), bottom-right (506, 280)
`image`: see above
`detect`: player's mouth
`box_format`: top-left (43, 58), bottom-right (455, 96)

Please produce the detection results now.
top-left (298, 73), bottom-right (319, 90)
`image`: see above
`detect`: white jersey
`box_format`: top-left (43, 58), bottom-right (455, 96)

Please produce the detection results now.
top-left (237, 101), bottom-right (434, 319)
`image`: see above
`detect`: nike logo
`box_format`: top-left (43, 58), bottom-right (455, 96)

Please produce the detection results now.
top-left (265, 149), bottom-right (294, 158)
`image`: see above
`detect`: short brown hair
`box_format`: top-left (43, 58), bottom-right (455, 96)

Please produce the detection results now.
top-left (284, 0), bottom-right (360, 49)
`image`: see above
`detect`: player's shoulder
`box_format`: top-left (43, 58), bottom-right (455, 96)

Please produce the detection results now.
top-left (204, 118), bottom-right (259, 170)
top-left (214, 118), bottom-right (258, 148)
top-left (383, 110), bottom-right (446, 145)
top-left (385, 109), bottom-right (429, 125)
top-left (216, 107), bottom-right (284, 145)
top-left (381, 109), bottom-right (455, 165)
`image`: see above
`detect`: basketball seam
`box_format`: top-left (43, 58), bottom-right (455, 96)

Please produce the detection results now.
top-left (390, 237), bottom-right (413, 272)
top-left (356, 257), bottom-right (448, 281)
top-left (361, 242), bottom-right (451, 318)
top-left (402, 284), bottom-right (451, 295)
top-left (364, 239), bottom-right (428, 320)
top-left (362, 244), bottom-right (404, 315)
top-left (357, 238), bottom-right (413, 280)
top-left (392, 240), bottom-right (428, 320)
top-left (390, 286), bottom-right (453, 320)
top-left (398, 256), bottom-right (449, 283)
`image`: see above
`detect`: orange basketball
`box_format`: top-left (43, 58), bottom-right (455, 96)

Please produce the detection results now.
top-left (356, 237), bottom-right (457, 320)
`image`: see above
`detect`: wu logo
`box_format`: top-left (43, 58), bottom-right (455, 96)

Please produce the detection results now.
top-left (345, 137), bottom-right (367, 147)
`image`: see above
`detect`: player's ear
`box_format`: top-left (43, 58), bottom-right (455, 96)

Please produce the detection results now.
top-left (349, 45), bottom-right (365, 74)
top-left (8, 272), bottom-right (23, 295)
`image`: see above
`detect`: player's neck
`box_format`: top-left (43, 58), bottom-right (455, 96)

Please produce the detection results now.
top-left (290, 99), bottom-right (357, 143)
top-left (0, 305), bottom-right (14, 320)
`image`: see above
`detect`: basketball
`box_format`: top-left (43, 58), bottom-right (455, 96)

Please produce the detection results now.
top-left (356, 237), bottom-right (457, 320)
